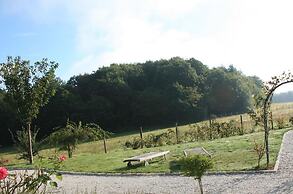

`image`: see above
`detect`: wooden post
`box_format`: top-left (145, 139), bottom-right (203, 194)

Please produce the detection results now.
top-left (270, 112), bottom-right (274, 130)
top-left (140, 126), bottom-right (143, 148)
top-left (27, 123), bottom-right (33, 164)
top-left (103, 131), bottom-right (107, 154)
top-left (209, 117), bottom-right (212, 128)
top-left (240, 115), bottom-right (243, 134)
top-left (175, 122), bottom-right (179, 144)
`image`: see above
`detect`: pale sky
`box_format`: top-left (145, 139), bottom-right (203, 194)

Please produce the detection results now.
top-left (1, 0), bottom-right (293, 92)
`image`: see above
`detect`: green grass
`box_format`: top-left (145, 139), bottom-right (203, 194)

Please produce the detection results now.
top-left (1, 128), bottom-right (290, 173)
top-left (1, 102), bottom-right (293, 173)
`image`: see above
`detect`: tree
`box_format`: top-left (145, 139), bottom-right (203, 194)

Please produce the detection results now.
top-left (49, 120), bottom-right (111, 158)
top-left (0, 56), bottom-right (58, 164)
top-left (49, 120), bottom-right (86, 158)
top-left (178, 155), bottom-right (213, 194)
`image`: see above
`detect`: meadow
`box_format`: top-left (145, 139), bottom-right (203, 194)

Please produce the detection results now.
top-left (1, 102), bottom-right (293, 173)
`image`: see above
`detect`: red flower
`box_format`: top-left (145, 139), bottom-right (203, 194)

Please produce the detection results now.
top-left (59, 155), bottom-right (67, 162)
top-left (0, 167), bottom-right (8, 180)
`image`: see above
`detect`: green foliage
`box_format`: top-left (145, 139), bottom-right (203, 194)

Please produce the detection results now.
top-left (0, 57), bottom-right (263, 146)
top-left (0, 56), bottom-right (58, 163)
top-left (49, 120), bottom-right (88, 158)
top-left (178, 155), bottom-right (213, 194)
top-left (289, 116), bottom-right (293, 125)
top-left (0, 154), bottom-right (65, 194)
top-left (0, 56), bottom-right (58, 124)
top-left (253, 140), bottom-right (265, 168)
top-left (9, 128), bottom-right (43, 160)
top-left (276, 118), bottom-right (286, 129)
top-left (125, 129), bottom-right (176, 149)
top-left (49, 120), bottom-right (111, 158)
top-left (84, 123), bottom-right (112, 141)
top-left (183, 120), bottom-right (245, 142)
top-left (178, 155), bottom-right (213, 178)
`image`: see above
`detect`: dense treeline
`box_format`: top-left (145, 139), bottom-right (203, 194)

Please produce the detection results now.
top-left (272, 91), bottom-right (293, 103)
top-left (0, 57), bottom-right (263, 145)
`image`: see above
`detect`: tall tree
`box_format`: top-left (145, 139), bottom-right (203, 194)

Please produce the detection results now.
top-left (0, 56), bottom-right (58, 164)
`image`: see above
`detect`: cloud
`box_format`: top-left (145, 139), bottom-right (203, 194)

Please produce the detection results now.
top-left (4, 0), bottom-right (293, 89)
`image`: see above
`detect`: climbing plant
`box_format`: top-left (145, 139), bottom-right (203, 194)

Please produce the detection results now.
top-left (250, 71), bottom-right (293, 168)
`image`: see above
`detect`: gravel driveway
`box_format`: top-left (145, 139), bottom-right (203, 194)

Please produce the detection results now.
top-left (51, 131), bottom-right (293, 194)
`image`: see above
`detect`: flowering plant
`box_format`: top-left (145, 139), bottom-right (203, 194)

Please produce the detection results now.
top-left (0, 154), bottom-right (66, 194)
top-left (0, 167), bottom-right (8, 180)
top-left (59, 155), bottom-right (67, 162)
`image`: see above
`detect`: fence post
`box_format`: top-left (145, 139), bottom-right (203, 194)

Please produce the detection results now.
top-left (103, 131), bottom-right (107, 154)
top-left (175, 122), bottom-right (179, 144)
top-left (240, 115), bottom-right (243, 134)
top-left (140, 126), bottom-right (143, 148)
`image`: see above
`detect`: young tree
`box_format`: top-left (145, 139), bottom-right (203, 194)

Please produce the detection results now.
top-left (178, 155), bottom-right (213, 194)
top-left (0, 56), bottom-right (58, 164)
top-left (49, 120), bottom-right (111, 157)
top-left (49, 120), bottom-right (86, 158)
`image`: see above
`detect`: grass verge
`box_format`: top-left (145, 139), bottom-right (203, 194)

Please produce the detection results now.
top-left (1, 128), bottom-right (290, 173)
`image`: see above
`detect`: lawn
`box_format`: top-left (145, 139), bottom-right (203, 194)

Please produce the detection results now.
top-left (1, 102), bottom-right (293, 173)
top-left (1, 127), bottom-right (290, 173)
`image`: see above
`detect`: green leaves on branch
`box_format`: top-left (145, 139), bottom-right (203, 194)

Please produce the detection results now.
top-left (49, 120), bottom-right (112, 158)
top-left (178, 155), bottom-right (213, 194)
top-left (9, 127), bottom-right (43, 160)
top-left (0, 56), bottom-right (59, 124)
top-left (178, 155), bottom-right (213, 178)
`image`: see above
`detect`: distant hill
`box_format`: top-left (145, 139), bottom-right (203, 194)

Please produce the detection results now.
top-left (273, 91), bottom-right (293, 103)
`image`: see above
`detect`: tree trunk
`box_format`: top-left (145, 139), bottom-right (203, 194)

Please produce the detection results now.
top-left (198, 178), bottom-right (204, 194)
top-left (67, 145), bottom-right (72, 158)
top-left (27, 123), bottom-right (34, 164)
top-left (264, 103), bottom-right (270, 168)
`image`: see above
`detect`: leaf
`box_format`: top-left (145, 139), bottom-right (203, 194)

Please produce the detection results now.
top-left (50, 181), bottom-right (58, 187)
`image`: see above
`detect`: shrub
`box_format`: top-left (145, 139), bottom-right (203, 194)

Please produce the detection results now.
top-left (124, 140), bottom-right (133, 148)
top-left (132, 138), bottom-right (144, 149)
top-left (9, 127), bottom-right (43, 161)
top-left (253, 140), bottom-right (265, 169)
top-left (178, 155), bottom-right (213, 194)
top-left (0, 154), bottom-right (65, 194)
top-left (276, 118), bottom-right (285, 129)
top-left (125, 129), bottom-right (177, 149)
top-left (289, 116), bottom-right (293, 126)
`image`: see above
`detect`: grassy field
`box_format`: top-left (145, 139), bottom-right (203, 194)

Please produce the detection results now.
top-left (1, 102), bottom-right (293, 173)
top-left (1, 128), bottom-right (290, 173)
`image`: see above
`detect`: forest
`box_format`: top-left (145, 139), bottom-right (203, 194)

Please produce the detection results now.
top-left (0, 57), bottom-right (263, 145)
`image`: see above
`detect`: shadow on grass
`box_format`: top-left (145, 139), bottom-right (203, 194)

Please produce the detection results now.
top-left (169, 160), bottom-right (181, 173)
top-left (114, 159), bottom-right (166, 172)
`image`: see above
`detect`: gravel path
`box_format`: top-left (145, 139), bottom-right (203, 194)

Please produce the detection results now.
top-left (51, 131), bottom-right (293, 194)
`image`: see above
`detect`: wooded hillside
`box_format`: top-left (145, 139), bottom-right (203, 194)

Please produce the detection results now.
top-left (0, 57), bottom-right (263, 144)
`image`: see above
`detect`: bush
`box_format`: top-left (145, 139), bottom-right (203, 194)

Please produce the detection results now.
top-left (9, 127), bottom-right (43, 161)
top-left (124, 140), bottom-right (132, 148)
top-left (0, 154), bottom-right (66, 194)
top-left (132, 138), bottom-right (144, 149)
top-left (178, 155), bottom-right (213, 194)
top-left (125, 129), bottom-right (176, 149)
top-left (185, 120), bottom-right (243, 142)
top-left (289, 116), bottom-right (293, 126)
top-left (253, 140), bottom-right (265, 169)
top-left (276, 118), bottom-right (285, 129)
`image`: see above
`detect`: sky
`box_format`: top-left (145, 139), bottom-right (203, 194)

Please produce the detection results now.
top-left (1, 0), bottom-right (293, 92)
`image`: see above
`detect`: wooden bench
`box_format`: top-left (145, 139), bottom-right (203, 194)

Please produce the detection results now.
top-left (123, 151), bottom-right (170, 167)
top-left (183, 147), bottom-right (212, 158)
